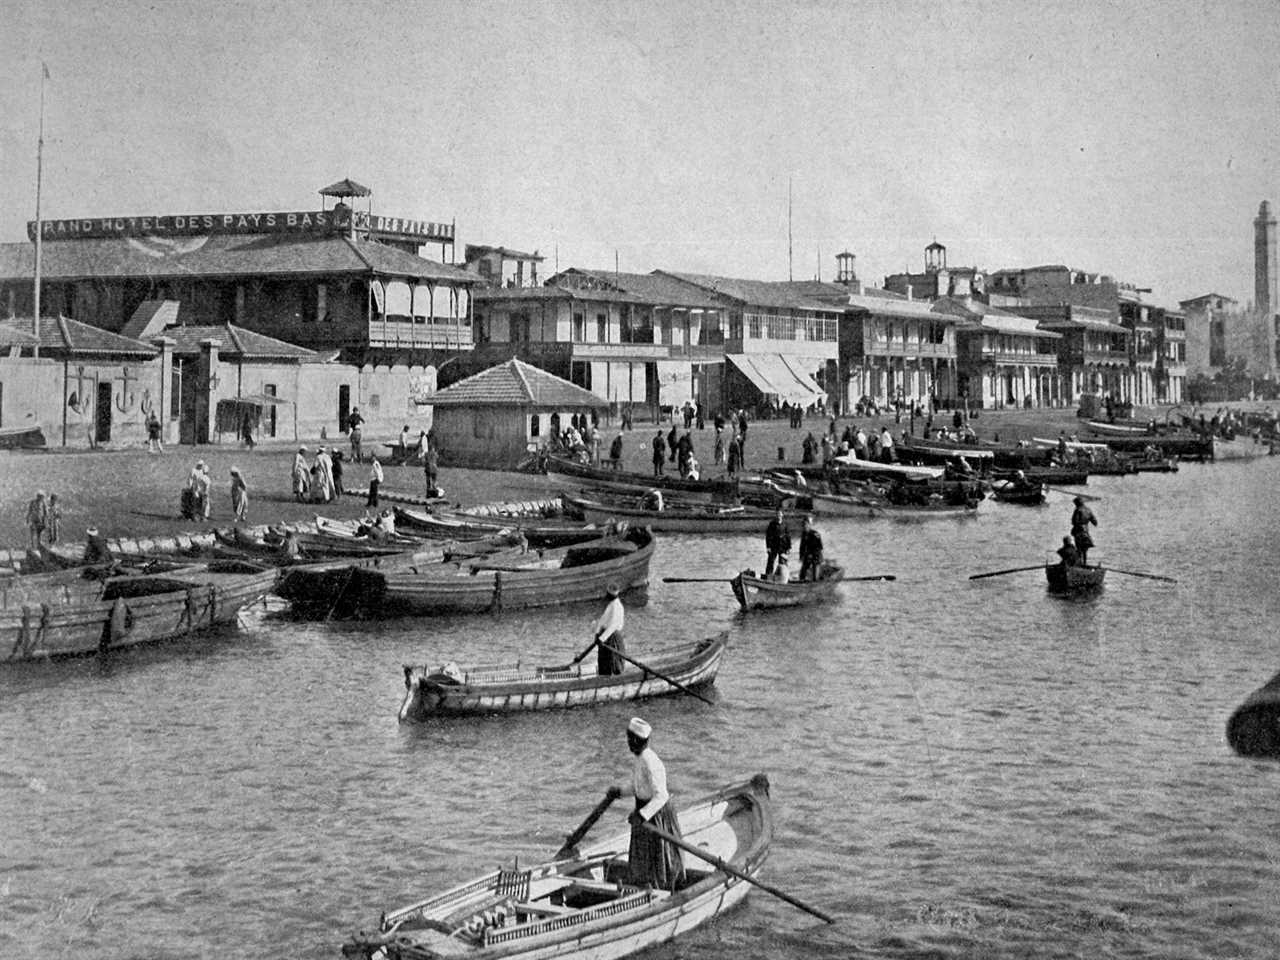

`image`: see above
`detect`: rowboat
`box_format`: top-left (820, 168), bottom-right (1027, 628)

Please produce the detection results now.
top-left (804, 488), bottom-right (979, 518)
top-left (1095, 434), bottom-right (1212, 459)
top-left (1212, 435), bottom-right (1276, 460)
top-left (399, 633), bottom-right (728, 719)
top-left (1045, 562), bottom-right (1105, 594)
top-left (731, 564), bottom-right (843, 609)
top-left (543, 453), bottom-right (740, 501)
top-left (1085, 419), bottom-right (1156, 436)
top-left (0, 424), bottom-right (46, 449)
top-left (894, 437), bottom-right (1000, 468)
top-left (562, 494), bottom-right (775, 535)
top-left (394, 506), bottom-right (602, 549)
top-left (990, 481), bottom-right (1045, 506)
top-left (831, 454), bottom-right (943, 480)
top-left (994, 466), bottom-right (1088, 486)
top-left (1227, 668), bottom-right (1280, 758)
top-left (342, 774), bottom-right (773, 960)
top-left (1, 559), bottom-right (277, 662)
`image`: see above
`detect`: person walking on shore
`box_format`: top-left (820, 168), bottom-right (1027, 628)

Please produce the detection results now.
top-left (331, 450), bottom-right (345, 496)
top-left (26, 491), bottom-right (48, 550)
top-left (229, 467), bottom-right (248, 522)
top-left (651, 431), bottom-right (666, 477)
top-left (46, 493), bottom-right (62, 544)
top-left (347, 407), bottom-right (365, 463)
top-left (423, 445), bottom-right (440, 498)
top-left (147, 412), bottom-right (164, 453)
top-left (292, 446), bottom-right (310, 502)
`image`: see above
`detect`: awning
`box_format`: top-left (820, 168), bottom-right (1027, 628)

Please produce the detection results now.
top-left (222, 392), bottom-right (292, 407)
top-left (727, 354), bottom-right (826, 405)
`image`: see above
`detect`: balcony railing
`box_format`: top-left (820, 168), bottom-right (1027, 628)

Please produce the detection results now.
top-left (367, 319), bottom-right (474, 349)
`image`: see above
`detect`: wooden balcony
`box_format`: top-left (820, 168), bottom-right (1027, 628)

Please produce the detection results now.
top-left (367, 319), bottom-right (474, 349)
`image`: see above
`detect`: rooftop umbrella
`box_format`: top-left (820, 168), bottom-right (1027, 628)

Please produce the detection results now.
top-left (318, 178), bottom-right (372, 198)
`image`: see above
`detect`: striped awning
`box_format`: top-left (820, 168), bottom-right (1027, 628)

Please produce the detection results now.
top-left (727, 354), bottom-right (826, 405)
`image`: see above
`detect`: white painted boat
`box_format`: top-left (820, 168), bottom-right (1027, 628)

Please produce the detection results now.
top-left (398, 633), bottom-right (729, 719)
top-left (831, 454), bottom-right (943, 480)
top-left (1031, 436), bottom-right (1110, 453)
top-left (342, 774), bottom-right (774, 960)
top-left (1212, 436), bottom-right (1276, 460)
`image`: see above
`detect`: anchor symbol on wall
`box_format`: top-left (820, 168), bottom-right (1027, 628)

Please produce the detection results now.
top-left (67, 365), bottom-right (95, 416)
top-left (115, 365), bottom-right (138, 414)
top-left (140, 388), bottom-right (154, 417)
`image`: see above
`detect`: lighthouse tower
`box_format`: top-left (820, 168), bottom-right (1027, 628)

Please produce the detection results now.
top-left (1256, 200), bottom-right (1278, 318)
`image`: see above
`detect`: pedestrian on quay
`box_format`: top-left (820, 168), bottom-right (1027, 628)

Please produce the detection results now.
top-left (651, 430), bottom-right (666, 477)
top-left (605, 717), bottom-right (686, 891)
top-left (241, 414), bottom-right (256, 450)
top-left (666, 423), bottom-right (678, 464)
top-left (727, 431), bottom-right (742, 476)
top-left (229, 467), bottom-right (248, 522)
top-left (46, 493), bottom-right (62, 544)
top-left (292, 446), bottom-right (310, 502)
top-left (26, 490), bottom-right (48, 550)
top-left (713, 428), bottom-right (725, 467)
top-left (368, 456), bottom-right (383, 508)
top-left (331, 450), bottom-right (345, 496)
top-left (147, 411), bottom-right (164, 453)
top-left (609, 430), bottom-right (625, 471)
top-left (347, 407), bottom-right (365, 462)
top-left (424, 445), bottom-right (440, 498)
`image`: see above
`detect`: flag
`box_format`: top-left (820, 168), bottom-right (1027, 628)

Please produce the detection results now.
top-left (41, 61), bottom-right (50, 80)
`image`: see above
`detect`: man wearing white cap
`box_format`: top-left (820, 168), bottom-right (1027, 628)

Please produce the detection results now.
top-left (606, 717), bottom-right (685, 891)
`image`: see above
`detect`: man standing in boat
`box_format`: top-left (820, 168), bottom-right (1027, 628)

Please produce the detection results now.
top-left (1070, 496), bottom-right (1097, 566)
top-left (592, 583), bottom-right (627, 675)
top-left (764, 507), bottom-right (791, 579)
top-left (607, 717), bottom-right (686, 891)
top-left (798, 515), bottom-right (824, 581)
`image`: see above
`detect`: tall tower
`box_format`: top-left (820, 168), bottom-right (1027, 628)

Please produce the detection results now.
top-left (835, 250), bottom-right (858, 286)
top-left (1255, 200), bottom-right (1277, 316)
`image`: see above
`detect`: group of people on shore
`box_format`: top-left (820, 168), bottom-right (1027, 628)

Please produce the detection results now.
top-left (24, 491), bottom-right (63, 550)
top-left (181, 460), bottom-right (249, 522)
top-left (801, 423), bottom-right (899, 467)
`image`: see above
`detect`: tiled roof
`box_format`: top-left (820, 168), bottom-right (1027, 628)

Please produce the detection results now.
top-left (0, 234), bottom-right (476, 284)
top-left (846, 294), bottom-right (945, 320)
top-left (159, 323), bottom-right (318, 360)
top-left (1178, 292), bottom-right (1238, 307)
top-left (654, 271), bottom-right (844, 314)
top-left (427, 358), bottom-right (606, 408)
top-left (0, 321), bottom-right (40, 347)
top-left (560, 269), bottom-right (725, 309)
top-left (474, 285), bottom-right (649, 305)
top-left (933, 298), bottom-right (1061, 338)
top-left (38, 316), bottom-right (158, 356)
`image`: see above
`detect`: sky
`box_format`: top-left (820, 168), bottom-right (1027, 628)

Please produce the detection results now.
top-left (1, 0), bottom-right (1277, 307)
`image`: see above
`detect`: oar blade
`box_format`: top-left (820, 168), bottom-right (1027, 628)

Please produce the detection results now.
top-left (969, 564), bottom-right (1044, 581)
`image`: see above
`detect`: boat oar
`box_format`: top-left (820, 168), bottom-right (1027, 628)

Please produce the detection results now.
top-left (1045, 486), bottom-right (1100, 501)
top-left (662, 576), bottom-right (732, 583)
top-left (610, 648), bottom-right (714, 705)
top-left (1107, 567), bottom-right (1178, 583)
top-left (553, 791), bottom-right (617, 860)
top-left (640, 821), bottom-right (835, 924)
top-left (968, 564), bottom-right (1044, 581)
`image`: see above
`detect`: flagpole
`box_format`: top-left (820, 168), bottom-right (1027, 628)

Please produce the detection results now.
top-left (33, 61), bottom-right (47, 351)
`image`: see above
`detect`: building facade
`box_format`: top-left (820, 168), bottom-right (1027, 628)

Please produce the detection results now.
top-left (1018, 304), bottom-right (1131, 406)
top-left (932, 298), bottom-right (1061, 408)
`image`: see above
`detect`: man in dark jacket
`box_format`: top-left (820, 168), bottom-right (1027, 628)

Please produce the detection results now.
top-left (651, 431), bottom-right (667, 477)
top-left (798, 515), bottom-right (824, 581)
top-left (764, 508), bottom-right (792, 578)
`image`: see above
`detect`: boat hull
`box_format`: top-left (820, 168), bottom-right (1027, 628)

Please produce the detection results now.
top-left (346, 775), bottom-right (773, 960)
top-left (831, 455), bottom-right (943, 480)
top-left (562, 496), bottom-right (773, 535)
top-left (0, 562), bottom-right (277, 662)
top-left (1227, 668), bottom-right (1280, 758)
top-left (400, 633), bottom-right (728, 719)
top-left (731, 566), bottom-right (843, 609)
top-left (1045, 563), bottom-right (1105, 594)
top-left (0, 424), bottom-right (47, 449)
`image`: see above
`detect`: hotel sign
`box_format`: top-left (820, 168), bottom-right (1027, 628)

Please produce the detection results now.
top-left (28, 208), bottom-right (454, 243)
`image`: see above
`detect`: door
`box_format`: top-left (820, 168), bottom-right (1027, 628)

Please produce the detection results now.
top-left (264, 383), bottom-right (278, 437)
top-left (338, 384), bottom-right (350, 434)
top-left (95, 381), bottom-right (113, 443)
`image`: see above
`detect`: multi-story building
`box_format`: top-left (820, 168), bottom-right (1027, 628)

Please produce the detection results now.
top-left (931, 297), bottom-right (1061, 408)
top-left (652, 271), bottom-right (839, 413)
top-left (1154, 307), bottom-right (1187, 403)
top-left (1178, 293), bottom-right (1234, 375)
top-left (882, 241), bottom-right (986, 301)
top-left (469, 268), bottom-right (729, 417)
top-left (463, 244), bottom-right (544, 289)
top-left (1018, 304), bottom-right (1130, 406)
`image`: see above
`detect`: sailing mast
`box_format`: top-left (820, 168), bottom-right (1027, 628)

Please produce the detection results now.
top-left (32, 61), bottom-right (49, 354)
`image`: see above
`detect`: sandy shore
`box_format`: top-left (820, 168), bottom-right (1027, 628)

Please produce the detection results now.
top-left (0, 404), bottom-right (1153, 549)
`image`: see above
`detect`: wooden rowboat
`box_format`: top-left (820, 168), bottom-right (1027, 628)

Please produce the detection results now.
top-left (0, 423), bottom-right (46, 449)
top-left (562, 494), bottom-right (774, 535)
top-left (1, 559), bottom-right (277, 662)
top-left (1045, 562), bottom-right (1106, 594)
top-left (342, 774), bottom-right (773, 960)
top-left (731, 564), bottom-right (843, 610)
top-left (399, 633), bottom-right (728, 719)
top-left (394, 506), bottom-right (602, 549)
top-left (543, 453), bottom-right (740, 500)
top-left (831, 454), bottom-right (943, 480)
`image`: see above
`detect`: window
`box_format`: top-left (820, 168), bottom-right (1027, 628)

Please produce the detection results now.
top-left (573, 312), bottom-right (585, 341)
top-left (596, 312), bottom-right (607, 343)
top-left (530, 414), bottom-right (540, 437)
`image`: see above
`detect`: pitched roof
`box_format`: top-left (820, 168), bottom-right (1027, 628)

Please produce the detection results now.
top-left (427, 358), bottom-right (607, 408)
top-left (37, 316), bottom-right (158, 356)
top-left (159, 323), bottom-right (319, 360)
top-left (0, 234), bottom-right (476, 284)
top-left (474, 285), bottom-right (649, 305)
top-left (1179, 292), bottom-right (1238, 307)
top-left (0, 321), bottom-right (41, 347)
top-left (654, 271), bottom-right (845, 314)
top-left (932, 297), bottom-right (1061, 338)
top-left (558, 269), bottom-right (725, 309)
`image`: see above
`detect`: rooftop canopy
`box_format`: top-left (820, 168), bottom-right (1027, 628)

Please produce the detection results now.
top-left (319, 178), bottom-right (372, 198)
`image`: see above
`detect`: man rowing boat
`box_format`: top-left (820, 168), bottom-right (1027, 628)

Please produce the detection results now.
top-left (606, 717), bottom-right (686, 891)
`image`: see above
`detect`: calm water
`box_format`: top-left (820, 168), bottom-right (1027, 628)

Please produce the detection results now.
top-left (3, 459), bottom-right (1280, 960)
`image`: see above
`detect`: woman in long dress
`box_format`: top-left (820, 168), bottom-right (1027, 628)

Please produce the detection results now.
top-left (291, 447), bottom-right (310, 502)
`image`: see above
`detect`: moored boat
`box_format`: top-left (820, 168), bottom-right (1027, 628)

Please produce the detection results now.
top-left (1, 559), bottom-right (277, 662)
top-left (0, 423), bottom-right (47, 449)
top-left (1211, 435), bottom-right (1277, 460)
top-left (1227, 668), bottom-right (1280, 758)
top-left (831, 454), bottom-right (943, 481)
top-left (1045, 562), bottom-right (1106, 594)
top-left (543, 453), bottom-right (740, 500)
top-left (394, 505), bottom-right (604, 548)
top-left (990, 480), bottom-right (1045, 506)
top-left (399, 632), bottom-right (728, 719)
top-left (341, 773), bottom-right (773, 960)
top-left (731, 564), bottom-right (843, 609)
top-left (561, 494), bottom-right (774, 535)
